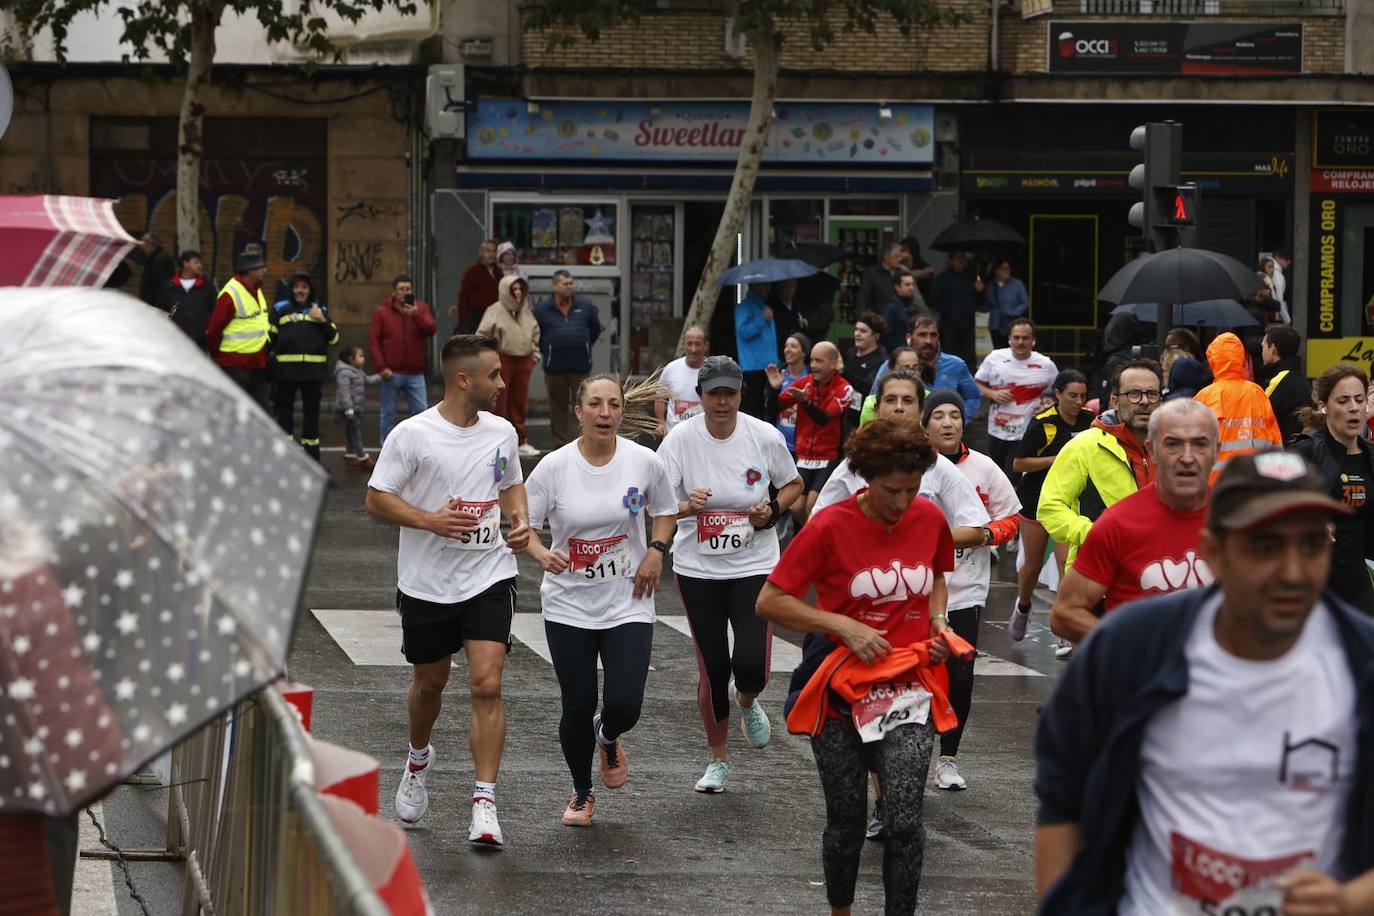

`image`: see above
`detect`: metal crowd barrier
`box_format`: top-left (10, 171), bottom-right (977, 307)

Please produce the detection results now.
top-left (166, 686), bottom-right (389, 916)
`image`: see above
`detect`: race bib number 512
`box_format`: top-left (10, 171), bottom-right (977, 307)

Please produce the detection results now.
top-left (696, 510), bottom-right (754, 555)
top-left (448, 499), bottom-right (500, 551)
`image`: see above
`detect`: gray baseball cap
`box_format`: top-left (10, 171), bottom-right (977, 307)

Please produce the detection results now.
top-left (696, 355), bottom-right (743, 393)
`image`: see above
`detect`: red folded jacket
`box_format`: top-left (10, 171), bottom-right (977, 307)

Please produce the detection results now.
top-left (785, 630), bottom-right (977, 737)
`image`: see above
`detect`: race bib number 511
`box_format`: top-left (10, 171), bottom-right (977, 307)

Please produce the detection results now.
top-left (1168, 833), bottom-right (1311, 916)
top-left (696, 510), bottom-right (754, 555)
top-left (569, 535), bottom-right (633, 583)
top-left (448, 499), bottom-right (500, 551)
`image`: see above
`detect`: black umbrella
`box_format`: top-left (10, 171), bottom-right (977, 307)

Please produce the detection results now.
top-left (929, 218), bottom-right (1026, 252)
top-left (1098, 248), bottom-right (1263, 306)
top-left (1111, 300), bottom-right (1260, 329)
top-left (771, 240), bottom-right (847, 268)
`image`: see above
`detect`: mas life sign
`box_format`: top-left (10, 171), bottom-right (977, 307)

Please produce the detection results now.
top-left (1048, 21), bottom-right (1301, 75)
top-left (468, 100), bottom-right (935, 165)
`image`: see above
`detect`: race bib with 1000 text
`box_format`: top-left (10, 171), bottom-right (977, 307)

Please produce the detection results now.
top-left (568, 535), bottom-right (633, 583)
top-left (852, 680), bottom-right (932, 743)
top-left (446, 499), bottom-right (500, 551)
top-left (696, 510), bottom-right (755, 556)
top-left (1166, 832), bottom-right (1312, 916)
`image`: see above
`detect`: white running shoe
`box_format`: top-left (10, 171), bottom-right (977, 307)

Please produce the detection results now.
top-left (518, 443), bottom-right (541, 458)
top-left (730, 681), bottom-right (770, 749)
top-left (933, 755), bottom-right (968, 791)
top-left (395, 751), bottom-right (433, 825)
top-left (1054, 638), bottom-right (1074, 659)
top-left (469, 798), bottom-right (504, 846)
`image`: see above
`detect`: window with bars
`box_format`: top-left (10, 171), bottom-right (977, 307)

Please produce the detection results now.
top-left (1079, 0), bottom-right (1220, 13)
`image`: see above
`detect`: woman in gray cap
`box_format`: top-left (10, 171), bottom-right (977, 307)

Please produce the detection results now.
top-left (657, 355), bottom-right (804, 793)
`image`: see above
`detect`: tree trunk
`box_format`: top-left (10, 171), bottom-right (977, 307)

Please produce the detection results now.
top-left (677, 29), bottom-right (779, 353)
top-left (176, 3), bottom-right (220, 254)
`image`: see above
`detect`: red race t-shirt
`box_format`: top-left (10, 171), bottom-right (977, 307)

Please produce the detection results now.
top-left (769, 492), bottom-right (955, 647)
top-left (1071, 484), bottom-right (1213, 610)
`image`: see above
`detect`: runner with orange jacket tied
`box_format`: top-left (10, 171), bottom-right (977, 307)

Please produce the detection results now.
top-left (760, 418), bottom-right (956, 916)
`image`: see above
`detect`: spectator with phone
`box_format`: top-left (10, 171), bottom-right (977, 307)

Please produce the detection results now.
top-left (369, 274), bottom-right (438, 445)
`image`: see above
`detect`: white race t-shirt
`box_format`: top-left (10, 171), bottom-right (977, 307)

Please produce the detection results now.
top-left (974, 348), bottom-right (1058, 443)
top-left (658, 412), bottom-right (800, 579)
top-left (1120, 596), bottom-right (1357, 916)
top-left (949, 448), bottom-right (1021, 610)
top-left (660, 357), bottom-right (703, 429)
top-left (368, 408), bottom-right (522, 604)
top-left (813, 454), bottom-right (990, 533)
top-left (526, 437), bottom-right (679, 629)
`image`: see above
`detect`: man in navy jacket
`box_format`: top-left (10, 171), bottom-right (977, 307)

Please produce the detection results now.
top-left (1036, 450), bottom-right (1374, 914)
top-left (533, 269), bottom-right (601, 446)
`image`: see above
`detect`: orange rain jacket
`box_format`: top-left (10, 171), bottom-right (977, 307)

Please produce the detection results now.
top-left (785, 630), bottom-right (977, 737)
top-left (1194, 332), bottom-right (1282, 485)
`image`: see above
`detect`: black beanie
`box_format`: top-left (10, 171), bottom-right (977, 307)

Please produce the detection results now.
top-left (922, 388), bottom-right (966, 427)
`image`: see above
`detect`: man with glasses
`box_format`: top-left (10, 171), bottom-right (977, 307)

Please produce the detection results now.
top-left (1050, 399), bottom-right (1219, 647)
top-left (1037, 359), bottom-right (1163, 657)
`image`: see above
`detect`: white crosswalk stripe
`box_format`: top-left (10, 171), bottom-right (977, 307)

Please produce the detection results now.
top-left (311, 609), bottom-right (1044, 676)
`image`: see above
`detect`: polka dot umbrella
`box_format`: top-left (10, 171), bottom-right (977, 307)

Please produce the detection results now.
top-left (0, 288), bottom-right (328, 815)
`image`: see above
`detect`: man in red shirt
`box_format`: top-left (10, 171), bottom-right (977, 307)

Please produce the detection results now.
top-left (1051, 399), bottom-right (1219, 644)
top-left (767, 340), bottom-right (855, 523)
top-left (206, 244), bottom-right (272, 411)
top-left (369, 274), bottom-right (438, 444)
top-left (452, 239), bottom-right (500, 335)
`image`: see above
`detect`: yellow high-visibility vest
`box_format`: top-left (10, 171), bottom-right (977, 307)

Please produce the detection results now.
top-left (217, 277), bottom-right (270, 354)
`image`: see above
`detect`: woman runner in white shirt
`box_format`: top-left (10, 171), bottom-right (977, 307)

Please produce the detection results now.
top-left (524, 375), bottom-right (679, 827)
top-left (921, 389), bottom-right (1021, 792)
top-left (657, 356), bottom-right (804, 794)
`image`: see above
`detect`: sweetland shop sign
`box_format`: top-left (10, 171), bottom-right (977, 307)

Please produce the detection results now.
top-left (467, 100), bottom-right (935, 165)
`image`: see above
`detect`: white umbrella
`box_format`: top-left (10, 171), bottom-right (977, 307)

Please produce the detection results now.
top-left (0, 288), bottom-right (327, 815)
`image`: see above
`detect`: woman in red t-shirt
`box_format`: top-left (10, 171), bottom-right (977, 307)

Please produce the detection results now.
top-left (757, 419), bottom-right (953, 916)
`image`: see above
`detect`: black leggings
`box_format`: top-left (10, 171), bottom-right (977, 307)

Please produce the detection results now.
top-left (811, 718), bottom-right (935, 914)
top-left (544, 620), bottom-right (654, 795)
top-left (940, 604), bottom-right (982, 758)
top-left (675, 574), bottom-right (772, 748)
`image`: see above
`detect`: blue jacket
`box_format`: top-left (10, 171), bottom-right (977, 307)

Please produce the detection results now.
top-left (983, 277), bottom-right (1028, 333)
top-left (734, 289), bottom-right (777, 371)
top-left (1035, 585), bottom-right (1374, 915)
top-left (533, 296), bottom-right (601, 374)
top-left (870, 350), bottom-right (982, 414)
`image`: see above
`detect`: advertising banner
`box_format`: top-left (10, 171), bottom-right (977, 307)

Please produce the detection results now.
top-left (1313, 110), bottom-right (1374, 170)
top-left (1047, 21), bottom-right (1302, 75)
top-left (468, 100), bottom-right (935, 165)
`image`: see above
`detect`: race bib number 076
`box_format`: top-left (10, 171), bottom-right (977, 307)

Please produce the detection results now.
top-left (696, 510), bottom-right (754, 556)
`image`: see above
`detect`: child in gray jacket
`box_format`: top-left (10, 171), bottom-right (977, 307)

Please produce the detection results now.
top-left (335, 346), bottom-right (381, 468)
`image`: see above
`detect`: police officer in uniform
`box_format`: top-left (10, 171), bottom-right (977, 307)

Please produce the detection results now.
top-left (270, 271), bottom-right (339, 461)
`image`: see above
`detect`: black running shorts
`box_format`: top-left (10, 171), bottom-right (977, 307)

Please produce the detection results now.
top-left (397, 577), bottom-right (517, 665)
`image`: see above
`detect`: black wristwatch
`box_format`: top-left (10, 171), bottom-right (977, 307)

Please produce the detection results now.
top-left (755, 499), bottom-right (782, 530)
top-left (649, 539), bottom-right (670, 554)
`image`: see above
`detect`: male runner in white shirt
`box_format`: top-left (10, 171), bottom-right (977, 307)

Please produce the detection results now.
top-left (366, 334), bottom-right (531, 847)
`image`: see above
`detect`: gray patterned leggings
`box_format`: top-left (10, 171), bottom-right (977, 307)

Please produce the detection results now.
top-left (810, 717), bottom-right (935, 915)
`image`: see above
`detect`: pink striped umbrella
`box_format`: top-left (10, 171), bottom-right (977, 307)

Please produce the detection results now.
top-left (0, 195), bottom-right (136, 287)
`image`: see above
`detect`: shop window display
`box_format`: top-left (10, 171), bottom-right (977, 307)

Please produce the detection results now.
top-left (493, 202), bottom-right (618, 267)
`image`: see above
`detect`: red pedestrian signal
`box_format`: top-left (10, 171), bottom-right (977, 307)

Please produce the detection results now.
top-left (1164, 185), bottom-right (1197, 226)
top-left (1174, 194), bottom-right (1188, 220)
